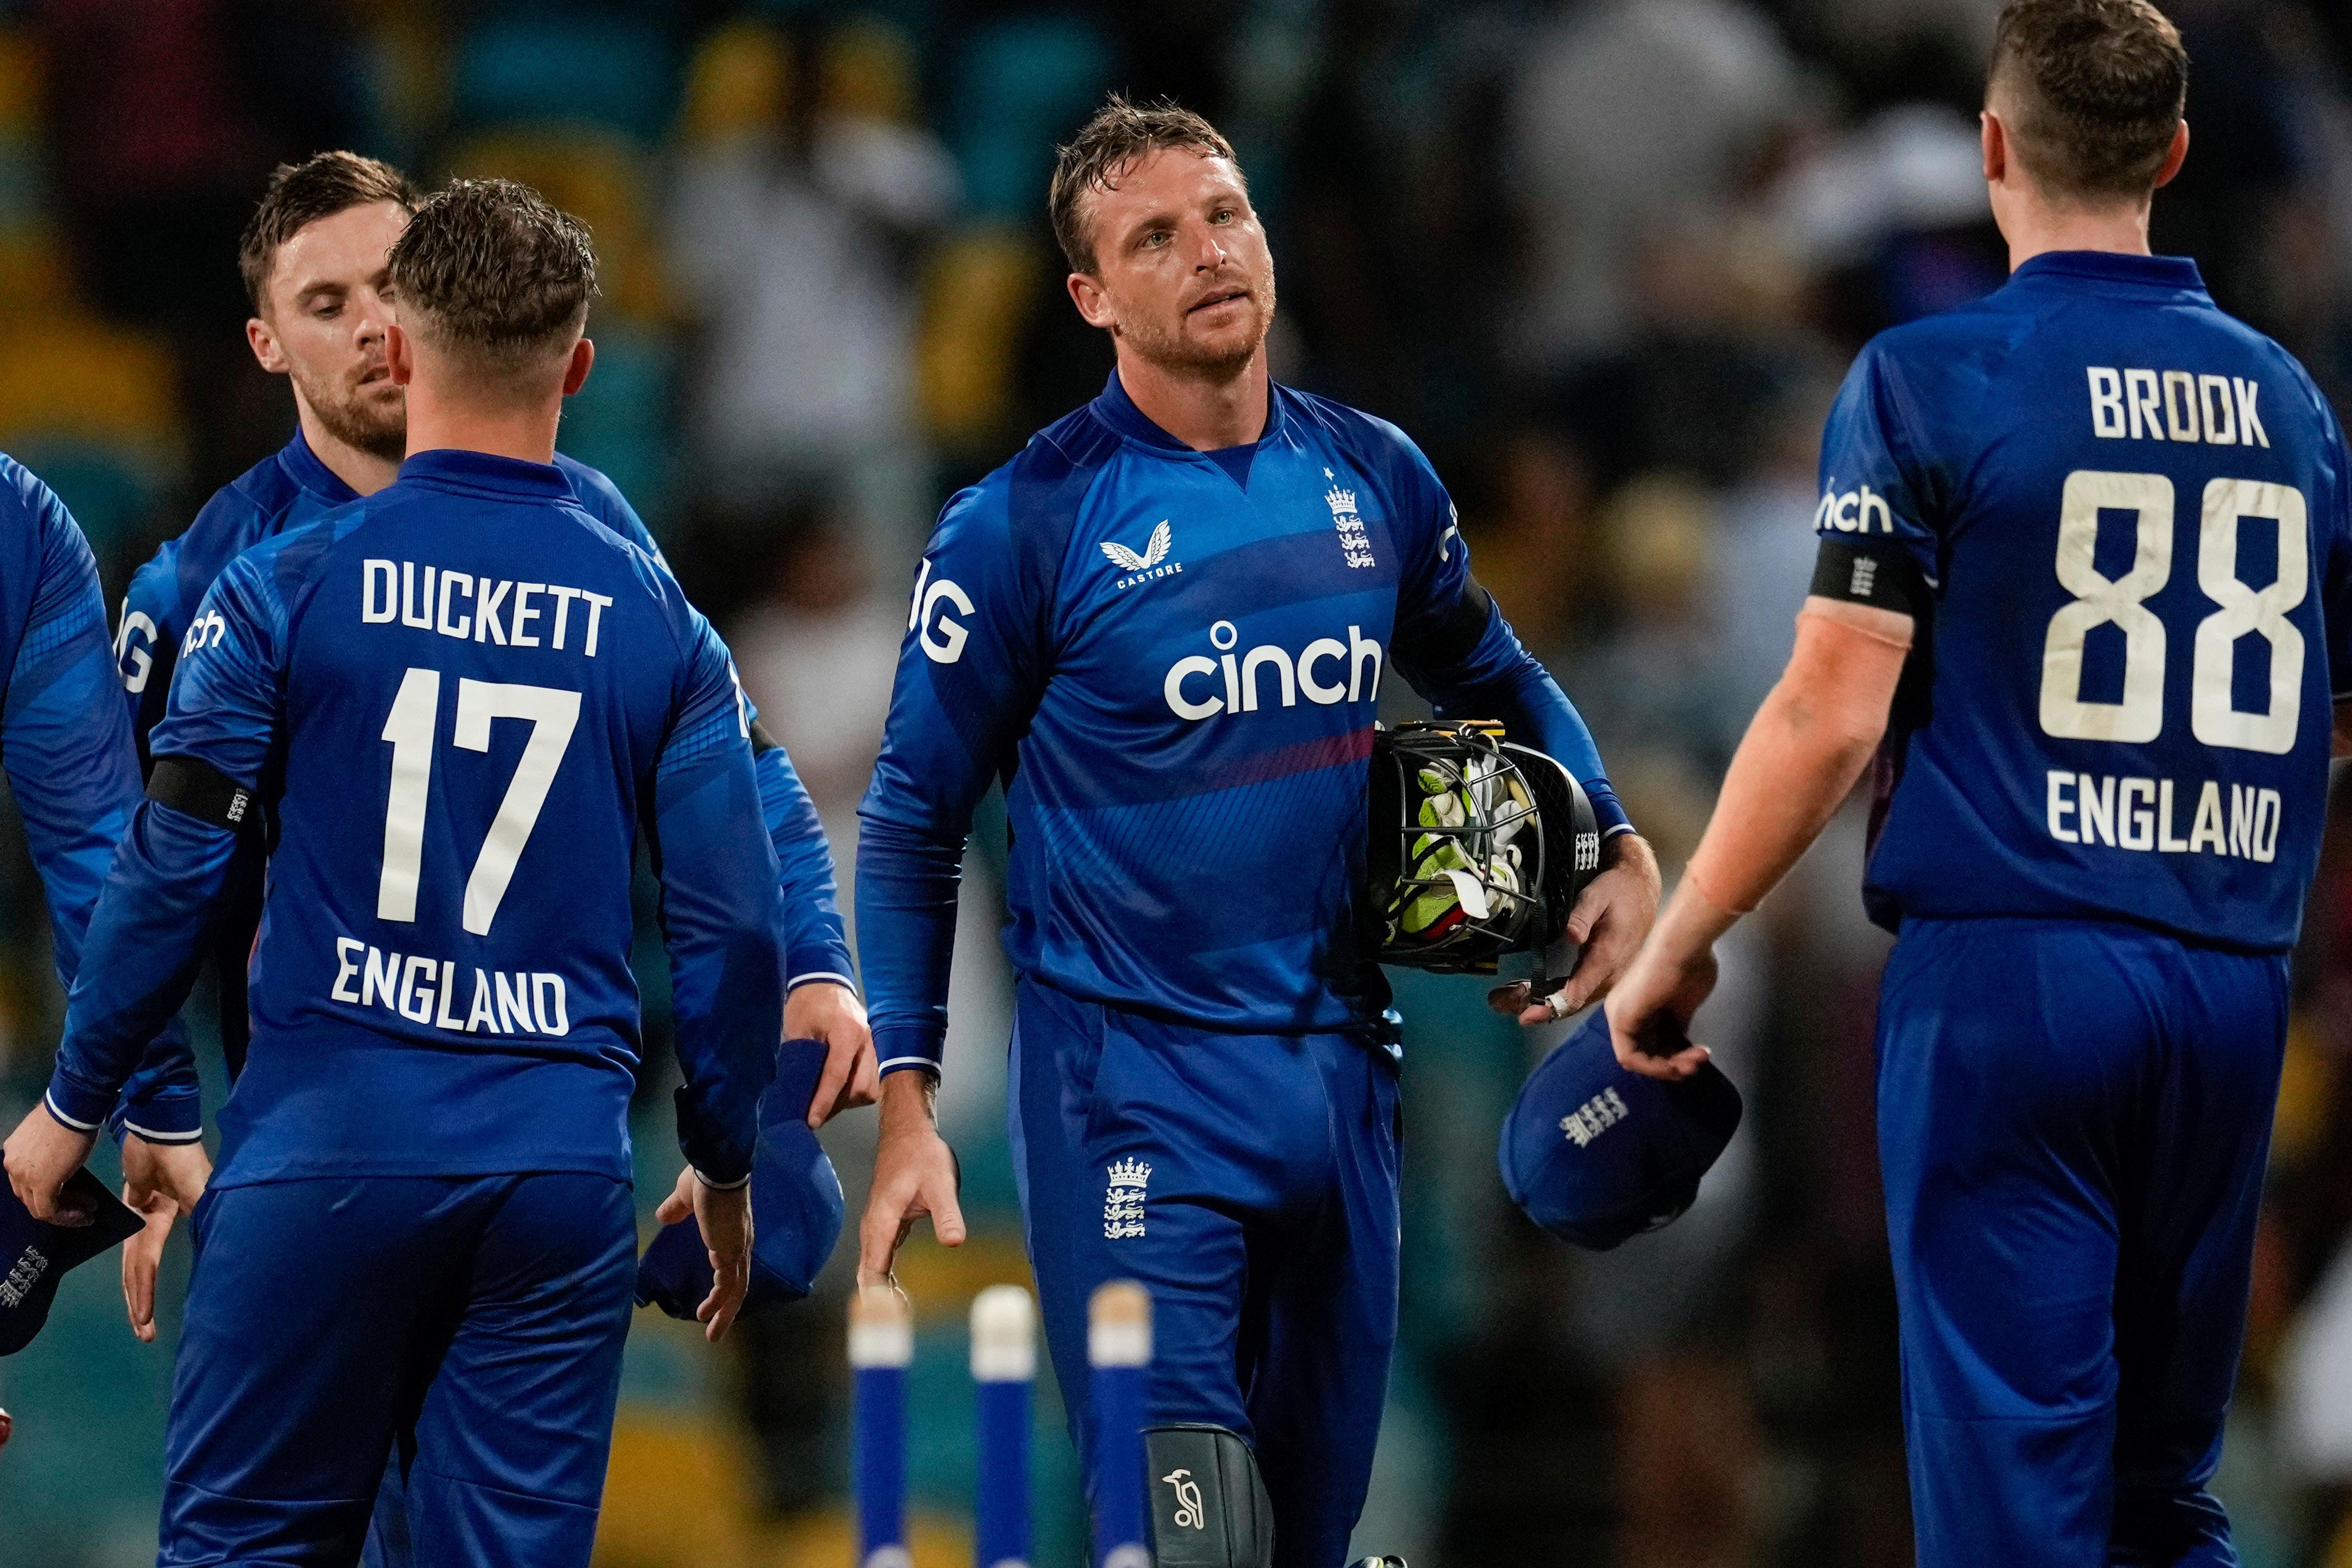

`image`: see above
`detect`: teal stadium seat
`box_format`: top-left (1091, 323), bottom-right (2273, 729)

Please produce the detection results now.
top-left (946, 18), bottom-right (1113, 222)
top-left (451, 16), bottom-right (677, 141)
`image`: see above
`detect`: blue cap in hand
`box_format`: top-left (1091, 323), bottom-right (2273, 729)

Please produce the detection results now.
top-left (0, 1167), bottom-right (145, 1355)
top-left (1498, 1004), bottom-right (1743, 1250)
top-left (635, 1038), bottom-right (845, 1319)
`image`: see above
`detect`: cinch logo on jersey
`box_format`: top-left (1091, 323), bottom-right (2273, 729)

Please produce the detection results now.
top-left (360, 560), bottom-right (616, 656)
top-left (1814, 476), bottom-right (1896, 534)
top-left (1102, 519), bottom-right (1184, 590)
top-left (2045, 772), bottom-right (2283, 863)
top-left (2085, 367), bottom-right (2272, 447)
top-left (329, 937), bottom-right (572, 1036)
top-left (1162, 620), bottom-right (1385, 721)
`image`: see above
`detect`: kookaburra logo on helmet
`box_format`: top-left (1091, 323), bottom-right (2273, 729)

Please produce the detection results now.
top-left (1163, 620), bottom-right (1384, 721)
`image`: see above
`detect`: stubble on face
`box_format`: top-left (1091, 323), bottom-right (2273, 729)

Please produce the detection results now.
top-left (1115, 264), bottom-right (1276, 379)
top-left (291, 353), bottom-right (406, 463)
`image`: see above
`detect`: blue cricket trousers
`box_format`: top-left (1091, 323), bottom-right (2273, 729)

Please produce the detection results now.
top-left (1009, 976), bottom-right (1402, 1568)
top-left (1878, 917), bottom-right (2287, 1568)
top-left (157, 1172), bottom-right (636, 1568)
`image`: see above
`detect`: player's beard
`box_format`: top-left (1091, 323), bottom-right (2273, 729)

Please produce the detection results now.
top-left (1121, 271), bottom-right (1277, 379)
top-left (293, 360), bottom-right (407, 465)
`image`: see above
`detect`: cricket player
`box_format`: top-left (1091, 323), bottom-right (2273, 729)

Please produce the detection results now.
top-left (0, 450), bottom-right (195, 1353)
top-left (1608, 3), bottom-right (2343, 1562)
top-left (111, 150), bottom-right (870, 1108)
top-left (4, 179), bottom-right (785, 1567)
top-left (855, 98), bottom-right (1658, 1567)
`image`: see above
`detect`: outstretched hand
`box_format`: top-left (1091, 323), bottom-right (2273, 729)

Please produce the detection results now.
top-left (1489, 833), bottom-right (1663, 1026)
top-left (119, 1135), bottom-right (210, 1343)
top-left (656, 1166), bottom-right (753, 1342)
top-left (857, 1070), bottom-right (964, 1291)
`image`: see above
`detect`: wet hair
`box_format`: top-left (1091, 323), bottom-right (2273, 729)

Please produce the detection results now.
top-left (1048, 93), bottom-right (1242, 274)
top-left (238, 151), bottom-right (419, 313)
top-left (1989, 0), bottom-right (2189, 201)
top-left (384, 178), bottom-right (598, 372)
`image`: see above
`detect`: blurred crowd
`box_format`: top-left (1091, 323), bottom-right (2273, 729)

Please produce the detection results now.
top-left (2, 0), bottom-right (2352, 1565)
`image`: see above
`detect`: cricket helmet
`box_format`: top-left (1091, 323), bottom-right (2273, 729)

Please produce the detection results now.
top-left (1367, 720), bottom-right (1601, 975)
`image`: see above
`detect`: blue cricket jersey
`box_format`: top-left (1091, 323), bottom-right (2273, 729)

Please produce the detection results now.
top-left (106, 430), bottom-right (851, 1130)
top-left (48, 450), bottom-right (787, 1187)
top-left (858, 371), bottom-right (1627, 1075)
top-left (1817, 251), bottom-right (2352, 950)
top-left (0, 453), bottom-right (198, 1140)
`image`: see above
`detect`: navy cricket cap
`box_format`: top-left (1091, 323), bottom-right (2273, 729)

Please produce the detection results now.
top-left (0, 1167), bottom-right (145, 1355)
top-left (1498, 1004), bottom-right (1743, 1251)
top-left (636, 1038), bottom-right (844, 1320)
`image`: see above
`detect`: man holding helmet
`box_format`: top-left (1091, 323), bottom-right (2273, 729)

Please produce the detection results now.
top-left (854, 96), bottom-right (1656, 1567)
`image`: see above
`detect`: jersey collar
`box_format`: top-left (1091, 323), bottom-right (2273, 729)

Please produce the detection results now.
top-left (397, 448), bottom-right (576, 499)
top-left (2008, 250), bottom-right (2208, 295)
top-left (278, 427), bottom-right (360, 506)
top-left (1091, 366), bottom-right (1293, 454)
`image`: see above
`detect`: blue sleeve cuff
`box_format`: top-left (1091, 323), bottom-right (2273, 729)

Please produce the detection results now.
top-left (784, 940), bottom-right (857, 995)
top-left (42, 1067), bottom-right (113, 1134)
top-left (874, 1020), bottom-right (943, 1078)
top-left (1583, 779), bottom-right (1633, 839)
top-left (113, 1084), bottom-right (204, 1144)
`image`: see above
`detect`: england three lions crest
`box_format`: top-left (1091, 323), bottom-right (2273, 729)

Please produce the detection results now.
top-left (1104, 1157), bottom-right (1151, 1239)
top-left (1324, 474), bottom-right (1376, 569)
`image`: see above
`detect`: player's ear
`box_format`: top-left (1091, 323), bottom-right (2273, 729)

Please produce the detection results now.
top-left (1980, 109), bottom-right (2008, 187)
top-left (384, 321), bottom-right (414, 387)
top-left (561, 336), bottom-right (595, 397)
top-left (245, 316), bottom-right (287, 376)
top-left (1068, 271), bottom-right (1117, 332)
top-left (2154, 120), bottom-right (2189, 191)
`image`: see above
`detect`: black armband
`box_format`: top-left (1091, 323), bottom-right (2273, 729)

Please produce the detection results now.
top-left (1405, 575), bottom-right (1496, 668)
top-left (750, 719), bottom-right (781, 757)
top-left (1809, 538), bottom-right (1927, 619)
top-left (146, 756), bottom-right (258, 831)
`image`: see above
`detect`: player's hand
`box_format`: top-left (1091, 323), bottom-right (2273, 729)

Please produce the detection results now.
top-left (858, 1070), bottom-right (965, 1290)
top-left (2, 1103), bottom-right (99, 1226)
top-left (1494, 833), bottom-right (1663, 1026)
top-left (119, 1184), bottom-right (178, 1344)
top-left (656, 1166), bottom-right (755, 1343)
top-left (788, 981), bottom-right (878, 1127)
top-left (0, 1405), bottom-right (11, 1452)
top-left (117, 1135), bottom-right (209, 1344)
top-left (1603, 936), bottom-right (1719, 1081)
top-left (122, 1134), bottom-right (210, 1216)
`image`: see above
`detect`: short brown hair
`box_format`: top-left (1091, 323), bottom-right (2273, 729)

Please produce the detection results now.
top-left (385, 178), bottom-right (598, 371)
top-left (239, 151), bottom-right (419, 313)
top-left (1990, 0), bottom-right (2188, 201)
top-left (1048, 94), bottom-right (1241, 274)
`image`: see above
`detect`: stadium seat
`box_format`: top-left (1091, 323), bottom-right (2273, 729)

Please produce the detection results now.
top-left (944, 18), bottom-right (1112, 223)
top-left (675, 18), bottom-right (791, 150)
top-left (0, 315), bottom-right (182, 551)
top-left (449, 16), bottom-right (676, 142)
top-left (915, 229), bottom-right (1044, 446)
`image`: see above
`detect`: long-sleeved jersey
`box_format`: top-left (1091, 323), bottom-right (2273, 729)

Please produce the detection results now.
top-left (0, 453), bottom-right (196, 1140)
top-left (1818, 251), bottom-right (2352, 950)
top-left (858, 372), bottom-right (1627, 1075)
top-left (107, 430), bottom-right (851, 1127)
top-left (48, 450), bottom-right (786, 1186)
